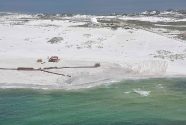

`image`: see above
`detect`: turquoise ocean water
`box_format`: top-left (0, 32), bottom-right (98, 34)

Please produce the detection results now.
top-left (0, 78), bottom-right (186, 125)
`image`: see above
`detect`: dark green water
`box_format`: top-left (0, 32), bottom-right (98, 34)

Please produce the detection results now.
top-left (0, 78), bottom-right (186, 125)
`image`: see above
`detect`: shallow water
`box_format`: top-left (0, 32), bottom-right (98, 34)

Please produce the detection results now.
top-left (0, 78), bottom-right (186, 125)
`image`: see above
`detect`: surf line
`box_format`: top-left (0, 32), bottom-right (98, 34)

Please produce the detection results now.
top-left (0, 63), bottom-right (101, 77)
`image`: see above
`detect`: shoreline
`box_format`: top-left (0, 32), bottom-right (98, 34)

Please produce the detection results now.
top-left (1, 75), bottom-right (186, 90)
top-left (0, 9), bottom-right (186, 17)
top-left (0, 12), bottom-right (186, 90)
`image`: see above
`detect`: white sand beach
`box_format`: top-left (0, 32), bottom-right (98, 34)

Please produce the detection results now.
top-left (0, 13), bottom-right (186, 89)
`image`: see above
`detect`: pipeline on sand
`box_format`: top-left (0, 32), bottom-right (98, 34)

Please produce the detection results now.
top-left (40, 69), bottom-right (72, 77)
top-left (0, 63), bottom-right (101, 77)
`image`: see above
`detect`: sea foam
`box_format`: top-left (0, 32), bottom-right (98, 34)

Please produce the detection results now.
top-left (133, 88), bottom-right (151, 96)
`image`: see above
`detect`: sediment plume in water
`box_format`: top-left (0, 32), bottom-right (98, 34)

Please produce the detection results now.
top-left (55, 60), bottom-right (168, 89)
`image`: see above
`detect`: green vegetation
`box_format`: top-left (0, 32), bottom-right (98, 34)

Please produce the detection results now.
top-left (83, 34), bottom-right (91, 38)
top-left (126, 20), bottom-right (154, 27)
top-left (151, 50), bottom-right (186, 61)
top-left (47, 37), bottom-right (63, 44)
top-left (98, 19), bottom-right (120, 24)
